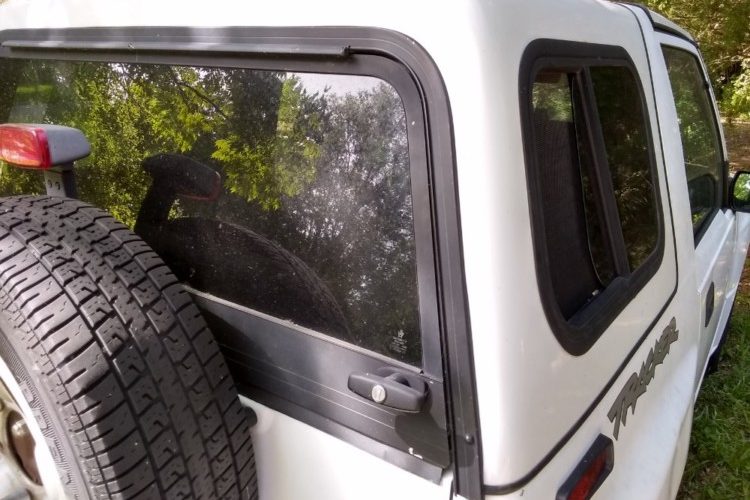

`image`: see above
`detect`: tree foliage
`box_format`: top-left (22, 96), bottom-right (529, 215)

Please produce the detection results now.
top-left (0, 58), bottom-right (421, 364)
top-left (644, 0), bottom-right (750, 119)
top-left (0, 61), bottom-right (328, 225)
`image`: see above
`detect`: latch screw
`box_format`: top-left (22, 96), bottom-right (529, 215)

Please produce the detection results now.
top-left (371, 384), bottom-right (386, 403)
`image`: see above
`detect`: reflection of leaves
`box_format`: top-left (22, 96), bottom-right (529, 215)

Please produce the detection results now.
top-left (0, 60), bottom-right (327, 224)
top-left (663, 47), bottom-right (725, 233)
top-left (734, 173), bottom-right (750, 206)
top-left (533, 73), bottom-right (573, 122)
top-left (208, 83), bottom-right (419, 362)
top-left (285, 84), bottom-right (418, 361)
top-left (0, 161), bottom-right (43, 195)
top-left (215, 78), bottom-right (321, 209)
top-left (0, 59), bottom-right (421, 364)
top-left (664, 48), bottom-right (723, 174)
top-left (591, 66), bottom-right (658, 269)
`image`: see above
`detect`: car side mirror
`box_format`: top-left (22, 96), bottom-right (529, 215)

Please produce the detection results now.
top-left (730, 171), bottom-right (750, 212)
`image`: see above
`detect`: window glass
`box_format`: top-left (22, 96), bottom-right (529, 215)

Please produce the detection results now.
top-left (531, 64), bottom-right (659, 321)
top-left (0, 59), bottom-right (422, 365)
top-left (590, 67), bottom-right (658, 269)
top-left (532, 70), bottom-right (614, 318)
top-left (662, 46), bottom-right (724, 235)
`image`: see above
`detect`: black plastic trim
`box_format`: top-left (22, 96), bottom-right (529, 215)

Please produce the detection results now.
top-left (705, 282), bottom-right (715, 327)
top-left (620, 3), bottom-right (696, 45)
top-left (653, 24), bottom-right (695, 44)
top-left (1, 39), bottom-right (351, 57)
top-left (192, 291), bottom-right (448, 472)
top-left (0, 26), bottom-right (482, 500)
top-left (519, 39), bottom-right (666, 356)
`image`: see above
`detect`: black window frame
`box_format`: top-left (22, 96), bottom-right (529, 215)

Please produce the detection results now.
top-left (0, 27), bottom-right (483, 499)
top-left (660, 42), bottom-right (729, 245)
top-left (520, 39), bottom-right (665, 355)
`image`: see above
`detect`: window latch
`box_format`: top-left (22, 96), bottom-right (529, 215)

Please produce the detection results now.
top-left (348, 367), bottom-right (428, 413)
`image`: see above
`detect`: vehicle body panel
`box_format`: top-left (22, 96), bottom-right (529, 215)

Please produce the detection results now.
top-left (242, 397), bottom-right (453, 500)
top-left (0, 0), bottom-right (745, 498)
top-left (650, 30), bottom-right (738, 394)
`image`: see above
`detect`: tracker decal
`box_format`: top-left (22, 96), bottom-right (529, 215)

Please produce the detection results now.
top-left (608, 318), bottom-right (679, 439)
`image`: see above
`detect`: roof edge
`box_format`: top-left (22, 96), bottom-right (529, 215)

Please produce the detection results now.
top-left (618, 2), bottom-right (696, 43)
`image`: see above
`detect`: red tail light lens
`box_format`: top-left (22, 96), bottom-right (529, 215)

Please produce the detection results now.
top-left (557, 435), bottom-right (614, 500)
top-left (0, 124), bottom-right (51, 169)
top-left (179, 170), bottom-right (222, 202)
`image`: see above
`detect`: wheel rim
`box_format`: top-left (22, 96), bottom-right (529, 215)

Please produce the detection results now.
top-left (0, 354), bottom-right (67, 500)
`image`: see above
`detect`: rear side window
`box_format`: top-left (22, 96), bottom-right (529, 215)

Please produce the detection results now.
top-left (661, 46), bottom-right (725, 238)
top-left (523, 43), bottom-right (662, 353)
top-left (590, 67), bottom-right (659, 270)
top-left (0, 59), bottom-right (422, 365)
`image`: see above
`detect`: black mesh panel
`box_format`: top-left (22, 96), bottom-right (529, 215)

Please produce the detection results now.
top-left (533, 114), bottom-right (600, 318)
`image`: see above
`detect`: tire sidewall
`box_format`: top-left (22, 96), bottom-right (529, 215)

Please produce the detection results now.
top-left (0, 302), bottom-right (86, 499)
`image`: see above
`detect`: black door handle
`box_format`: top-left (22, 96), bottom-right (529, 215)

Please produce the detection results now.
top-left (348, 367), bottom-right (428, 412)
top-left (705, 282), bottom-right (715, 327)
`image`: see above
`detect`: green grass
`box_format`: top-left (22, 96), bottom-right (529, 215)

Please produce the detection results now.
top-left (678, 272), bottom-right (750, 499)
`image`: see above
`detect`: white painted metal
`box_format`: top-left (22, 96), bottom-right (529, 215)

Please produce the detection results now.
top-left (240, 396), bottom-right (453, 500)
top-left (0, 0), bottom-right (746, 498)
top-left (459, 2), bottom-right (680, 489)
top-left (655, 32), bottom-right (738, 394)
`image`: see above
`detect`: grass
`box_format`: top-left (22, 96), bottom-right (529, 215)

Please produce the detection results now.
top-left (678, 120), bottom-right (750, 498)
top-left (678, 268), bottom-right (750, 498)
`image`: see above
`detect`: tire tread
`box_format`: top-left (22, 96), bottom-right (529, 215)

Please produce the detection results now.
top-left (0, 196), bottom-right (256, 499)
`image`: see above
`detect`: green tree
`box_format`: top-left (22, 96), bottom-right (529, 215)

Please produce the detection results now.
top-left (644, 0), bottom-right (750, 119)
top-left (0, 60), bottom-right (324, 225)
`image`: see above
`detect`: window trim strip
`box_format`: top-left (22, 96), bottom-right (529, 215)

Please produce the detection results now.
top-left (1, 39), bottom-right (352, 57)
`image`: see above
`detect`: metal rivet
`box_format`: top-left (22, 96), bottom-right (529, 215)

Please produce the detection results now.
top-left (464, 434), bottom-right (474, 444)
top-left (371, 384), bottom-right (386, 403)
top-left (11, 419), bottom-right (29, 439)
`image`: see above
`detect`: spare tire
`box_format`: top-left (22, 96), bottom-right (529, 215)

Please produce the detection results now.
top-left (0, 196), bottom-right (256, 499)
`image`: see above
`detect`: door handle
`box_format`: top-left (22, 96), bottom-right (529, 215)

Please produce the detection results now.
top-left (705, 282), bottom-right (715, 327)
top-left (348, 367), bottom-right (428, 412)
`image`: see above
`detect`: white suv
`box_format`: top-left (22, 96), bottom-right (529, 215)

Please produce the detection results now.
top-left (0, 1), bottom-right (747, 499)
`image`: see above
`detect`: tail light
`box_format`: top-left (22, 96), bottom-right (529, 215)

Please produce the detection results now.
top-left (0, 124), bottom-right (51, 168)
top-left (557, 435), bottom-right (614, 500)
top-left (181, 169), bottom-right (222, 202)
top-left (0, 124), bottom-right (90, 170)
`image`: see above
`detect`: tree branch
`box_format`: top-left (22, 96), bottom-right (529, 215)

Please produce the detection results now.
top-left (169, 69), bottom-right (230, 121)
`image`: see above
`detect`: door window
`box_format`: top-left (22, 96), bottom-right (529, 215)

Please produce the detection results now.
top-left (662, 46), bottom-right (725, 238)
